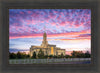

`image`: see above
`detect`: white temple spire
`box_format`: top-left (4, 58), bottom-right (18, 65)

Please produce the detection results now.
top-left (41, 25), bottom-right (48, 47)
top-left (44, 25), bottom-right (46, 33)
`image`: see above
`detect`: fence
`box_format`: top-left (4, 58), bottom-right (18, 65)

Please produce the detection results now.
top-left (9, 58), bottom-right (91, 64)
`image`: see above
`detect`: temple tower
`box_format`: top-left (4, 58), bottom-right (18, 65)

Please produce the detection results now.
top-left (41, 32), bottom-right (48, 48)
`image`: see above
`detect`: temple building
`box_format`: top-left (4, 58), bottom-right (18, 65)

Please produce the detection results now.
top-left (30, 32), bottom-right (65, 57)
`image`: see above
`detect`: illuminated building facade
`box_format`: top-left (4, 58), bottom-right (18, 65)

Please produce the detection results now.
top-left (30, 32), bottom-right (65, 57)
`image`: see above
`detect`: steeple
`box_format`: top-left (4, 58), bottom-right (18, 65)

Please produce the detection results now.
top-left (43, 32), bottom-right (47, 43)
top-left (41, 25), bottom-right (48, 47)
top-left (44, 25), bottom-right (46, 33)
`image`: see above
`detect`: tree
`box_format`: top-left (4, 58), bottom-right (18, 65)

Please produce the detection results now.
top-left (61, 53), bottom-right (64, 58)
top-left (9, 52), bottom-right (17, 59)
top-left (65, 55), bottom-right (70, 58)
top-left (48, 55), bottom-right (53, 58)
top-left (9, 51), bottom-right (31, 59)
top-left (44, 55), bottom-right (48, 59)
top-left (32, 51), bottom-right (36, 59)
top-left (17, 51), bottom-right (22, 59)
top-left (71, 51), bottom-right (76, 58)
top-left (21, 52), bottom-right (27, 59)
top-left (26, 54), bottom-right (30, 58)
top-left (38, 49), bottom-right (44, 59)
top-left (71, 51), bottom-right (85, 58)
top-left (85, 51), bottom-right (91, 58)
top-left (57, 55), bottom-right (61, 58)
top-left (53, 55), bottom-right (57, 58)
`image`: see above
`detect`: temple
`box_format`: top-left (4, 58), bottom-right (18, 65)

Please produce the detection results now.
top-left (30, 32), bottom-right (65, 57)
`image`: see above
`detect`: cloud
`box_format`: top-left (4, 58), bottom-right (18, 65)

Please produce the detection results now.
top-left (9, 9), bottom-right (91, 40)
top-left (78, 34), bottom-right (91, 37)
top-left (9, 48), bottom-right (29, 52)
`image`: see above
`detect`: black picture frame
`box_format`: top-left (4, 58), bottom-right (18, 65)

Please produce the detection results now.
top-left (0, 0), bottom-right (99, 73)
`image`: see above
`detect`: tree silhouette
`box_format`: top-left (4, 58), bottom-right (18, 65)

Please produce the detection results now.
top-left (85, 51), bottom-right (91, 58)
top-left (9, 52), bottom-right (17, 59)
top-left (71, 51), bottom-right (76, 58)
top-left (32, 51), bottom-right (36, 59)
top-left (48, 55), bottom-right (53, 58)
top-left (71, 51), bottom-right (91, 58)
top-left (65, 55), bottom-right (70, 58)
top-left (71, 51), bottom-right (83, 58)
top-left (17, 51), bottom-right (22, 59)
top-left (61, 53), bottom-right (64, 58)
top-left (9, 51), bottom-right (30, 59)
top-left (26, 54), bottom-right (30, 58)
top-left (44, 55), bottom-right (48, 58)
top-left (37, 49), bottom-right (44, 59)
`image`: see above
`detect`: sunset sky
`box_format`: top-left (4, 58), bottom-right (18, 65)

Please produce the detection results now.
top-left (9, 9), bottom-right (91, 54)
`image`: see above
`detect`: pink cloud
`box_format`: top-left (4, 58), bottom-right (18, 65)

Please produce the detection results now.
top-left (60, 21), bottom-right (66, 26)
top-left (57, 15), bottom-right (62, 21)
top-left (49, 13), bottom-right (57, 19)
top-left (51, 22), bottom-right (56, 26)
top-left (10, 27), bottom-right (91, 40)
top-left (20, 12), bottom-right (24, 14)
top-left (27, 11), bottom-right (31, 14)
top-left (9, 33), bottom-right (43, 39)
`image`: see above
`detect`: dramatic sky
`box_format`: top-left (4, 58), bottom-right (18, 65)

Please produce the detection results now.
top-left (9, 9), bottom-right (91, 54)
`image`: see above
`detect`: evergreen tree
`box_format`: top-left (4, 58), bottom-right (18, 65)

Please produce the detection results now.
top-left (32, 51), bottom-right (36, 59)
top-left (38, 49), bottom-right (44, 59)
top-left (61, 53), bottom-right (64, 58)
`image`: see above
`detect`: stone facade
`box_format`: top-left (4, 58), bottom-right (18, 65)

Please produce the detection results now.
top-left (30, 32), bottom-right (65, 57)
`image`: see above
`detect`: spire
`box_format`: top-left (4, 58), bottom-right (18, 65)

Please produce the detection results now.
top-left (43, 32), bottom-right (47, 42)
top-left (44, 25), bottom-right (46, 33)
top-left (41, 25), bottom-right (48, 47)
